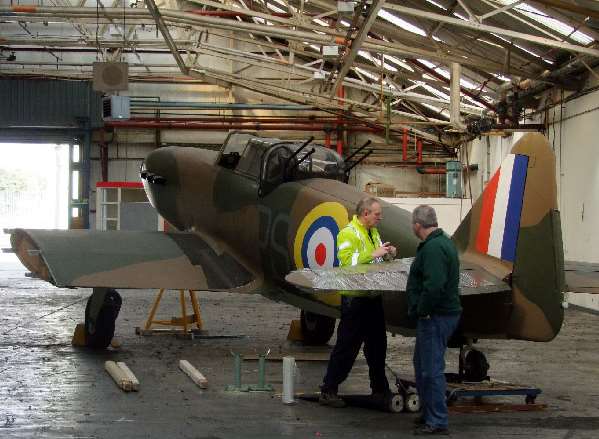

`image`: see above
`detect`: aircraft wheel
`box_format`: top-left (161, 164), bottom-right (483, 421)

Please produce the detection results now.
top-left (300, 310), bottom-right (335, 345)
top-left (404, 392), bottom-right (421, 413)
top-left (525, 395), bottom-right (536, 405)
top-left (388, 393), bottom-right (404, 413)
top-left (463, 349), bottom-right (490, 382)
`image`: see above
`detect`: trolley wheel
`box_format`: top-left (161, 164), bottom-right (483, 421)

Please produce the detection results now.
top-left (404, 392), bottom-right (421, 413)
top-left (525, 395), bottom-right (536, 405)
top-left (388, 393), bottom-right (404, 413)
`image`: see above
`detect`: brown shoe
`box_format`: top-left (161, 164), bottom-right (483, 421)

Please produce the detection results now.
top-left (318, 392), bottom-right (347, 408)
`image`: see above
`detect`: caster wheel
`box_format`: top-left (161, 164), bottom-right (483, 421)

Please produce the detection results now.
top-left (388, 393), bottom-right (404, 413)
top-left (404, 392), bottom-right (421, 413)
top-left (525, 395), bottom-right (536, 404)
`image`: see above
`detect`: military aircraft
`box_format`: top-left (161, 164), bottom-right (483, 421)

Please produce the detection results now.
top-left (9, 131), bottom-right (598, 369)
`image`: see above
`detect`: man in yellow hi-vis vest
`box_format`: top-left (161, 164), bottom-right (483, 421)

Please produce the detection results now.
top-left (319, 197), bottom-right (397, 408)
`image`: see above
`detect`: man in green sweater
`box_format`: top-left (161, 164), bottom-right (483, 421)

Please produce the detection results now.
top-left (407, 205), bottom-right (461, 435)
top-left (319, 197), bottom-right (396, 408)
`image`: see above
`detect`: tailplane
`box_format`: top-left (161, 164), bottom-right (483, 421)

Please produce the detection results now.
top-left (453, 133), bottom-right (564, 341)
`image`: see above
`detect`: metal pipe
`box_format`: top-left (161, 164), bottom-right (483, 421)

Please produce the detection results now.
top-left (104, 120), bottom-right (380, 131)
top-left (130, 101), bottom-right (315, 110)
top-left (409, 59), bottom-right (497, 114)
top-left (450, 63), bottom-right (464, 130)
top-left (402, 128), bottom-right (408, 162)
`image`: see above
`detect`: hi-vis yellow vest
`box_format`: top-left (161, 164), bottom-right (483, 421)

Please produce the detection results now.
top-left (337, 215), bottom-right (384, 297)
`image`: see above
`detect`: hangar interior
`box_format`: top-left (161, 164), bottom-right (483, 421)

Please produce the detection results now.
top-left (1, 0), bottom-right (599, 438)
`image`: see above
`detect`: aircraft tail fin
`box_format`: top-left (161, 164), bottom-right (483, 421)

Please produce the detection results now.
top-left (453, 133), bottom-right (564, 341)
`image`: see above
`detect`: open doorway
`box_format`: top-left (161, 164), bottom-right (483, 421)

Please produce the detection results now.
top-left (0, 143), bottom-right (69, 264)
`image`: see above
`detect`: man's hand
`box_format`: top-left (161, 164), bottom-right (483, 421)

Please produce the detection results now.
top-left (372, 242), bottom-right (396, 259)
top-left (384, 242), bottom-right (397, 258)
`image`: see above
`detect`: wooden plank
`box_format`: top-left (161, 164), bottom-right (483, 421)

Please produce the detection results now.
top-left (116, 362), bottom-right (140, 392)
top-left (105, 361), bottom-right (133, 392)
top-left (179, 359), bottom-right (208, 389)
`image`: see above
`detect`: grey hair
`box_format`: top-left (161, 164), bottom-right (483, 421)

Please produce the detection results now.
top-left (356, 197), bottom-right (380, 216)
top-left (412, 205), bottom-right (438, 228)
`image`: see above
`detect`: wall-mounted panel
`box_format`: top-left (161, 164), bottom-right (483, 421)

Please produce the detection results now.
top-left (0, 79), bottom-right (103, 128)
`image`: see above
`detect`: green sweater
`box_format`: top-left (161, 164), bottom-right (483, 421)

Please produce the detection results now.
top-left (406, 229), bottom-right (462, 318)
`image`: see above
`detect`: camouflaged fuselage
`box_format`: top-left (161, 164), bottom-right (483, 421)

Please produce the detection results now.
top-left (143, 132), bottom-right (564, 341)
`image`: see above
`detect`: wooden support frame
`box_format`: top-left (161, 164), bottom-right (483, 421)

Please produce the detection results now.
top-left (141, 288), bottom-right (203, 335)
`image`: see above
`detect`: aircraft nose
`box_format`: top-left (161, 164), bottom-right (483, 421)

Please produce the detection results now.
top-left (141, 147), bottom-right (179, 187)
top-left (141, 147), bottom-right (184, 229)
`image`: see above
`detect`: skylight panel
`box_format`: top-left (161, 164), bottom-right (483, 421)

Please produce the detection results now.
top-left (385, 55), bottom-right (414, 72)
top-left (355, 67), bottom-right (379, 81)
top-left (495, 1), bottom-right (593, 45)
top-left (425, 0), bottom-right (447, 10)
top-left (378, 9), bottom-right (427, 37)
top-left (358, 50), bottom-right (398, 72)
top-left (493, 73), bottom-right (511, 82)
top-left (313, 18), bottom-right (329, 27)
top-left (492, 33), bottom-right (551, 62)
top-left (421, 83), bottom-right (450, 101)
top-left (265, 2), bottom-right (286, 14)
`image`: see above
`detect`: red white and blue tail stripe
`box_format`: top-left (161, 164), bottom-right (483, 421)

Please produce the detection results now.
top-left (475, 154), bottom-right (529, 262)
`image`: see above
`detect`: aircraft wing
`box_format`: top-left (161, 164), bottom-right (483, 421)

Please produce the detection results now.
top-left (565, 261), bottom-right (599, 294)
top-left (285, 257), bottom-right (510, 296)
top-left (9, 228), bottom-right (258, 291)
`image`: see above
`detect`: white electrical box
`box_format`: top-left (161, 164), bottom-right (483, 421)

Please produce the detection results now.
top-left (313, 70), bottom-right (326, 79)
top-left (337, 1), bottom-right (355, 14)
top-left (322, 45), bottom-right (340, 59)
top-left (102, 95), bottom-right (130, 120)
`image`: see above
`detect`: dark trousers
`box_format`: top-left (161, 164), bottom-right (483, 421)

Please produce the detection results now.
top-left (322, 295), bottom-right (390, 394)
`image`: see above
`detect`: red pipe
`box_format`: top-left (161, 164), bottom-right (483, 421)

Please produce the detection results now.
top-left (417, 167), bottom-right (446, 175)
top-left (104, 120), bottom-right (379, 132)
top-left (417, 139), bottom-right (423, 164)
top-left (402, 128), bottom-right (408, 162)
top-left (325, 131), bottom-right (331, 148)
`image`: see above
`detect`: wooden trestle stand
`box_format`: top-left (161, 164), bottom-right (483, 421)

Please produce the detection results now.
top-left (136, 289), bottom-right (203, 336)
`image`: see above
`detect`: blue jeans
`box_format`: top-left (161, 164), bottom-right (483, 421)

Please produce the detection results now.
top-left (413, 314), bottom-right (460, 429)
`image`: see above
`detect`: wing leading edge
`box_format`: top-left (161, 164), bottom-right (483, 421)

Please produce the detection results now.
top-left (10, 228), bottom-right (258, 291)
top-left (285, 257), bottom-right (510, 296)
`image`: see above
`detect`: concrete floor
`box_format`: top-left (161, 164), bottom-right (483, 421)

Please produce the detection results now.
top-left (1, 255), bottom-right (599, 439)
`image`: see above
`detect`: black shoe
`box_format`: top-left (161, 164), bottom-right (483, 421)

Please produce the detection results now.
top-left (413, 425), bottom-right (449, 435)
top-left (318, 391), bottom-right (347, 408)
top-left (370, 389), bottom-right (393, 402)
top-left (413, 416), bottom-right (426, 426)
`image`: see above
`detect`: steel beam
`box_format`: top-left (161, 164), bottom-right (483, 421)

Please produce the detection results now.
top-left (479, 0), bottom-right (525, 21)
top-left (145, 0), bottom-right (188, 74)
top-left (383, 3), bottom-right (599, 57)
top-left (331, 0), bottom-right (385, 96)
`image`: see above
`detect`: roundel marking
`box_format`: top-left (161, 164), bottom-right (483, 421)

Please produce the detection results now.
top-left (293, 202), bottom-right (349, 270)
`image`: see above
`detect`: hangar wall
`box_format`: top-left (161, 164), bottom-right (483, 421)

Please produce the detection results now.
top-left (465, 84), bottom-right (599, 264)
